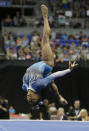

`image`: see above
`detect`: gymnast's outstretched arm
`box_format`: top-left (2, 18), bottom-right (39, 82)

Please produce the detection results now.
top-left (43, 60), bottom-right (78, 88)
top-left (50, 60), bottom-right (78, 80)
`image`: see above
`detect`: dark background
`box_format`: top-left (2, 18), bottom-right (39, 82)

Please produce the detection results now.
top-left (0, 60), bottom-right (89, 113)
top-left (0, 7), bottom-right (34, 20)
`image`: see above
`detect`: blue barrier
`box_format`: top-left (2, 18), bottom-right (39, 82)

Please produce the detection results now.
top-left (0, 120), bottom-right (89, 131)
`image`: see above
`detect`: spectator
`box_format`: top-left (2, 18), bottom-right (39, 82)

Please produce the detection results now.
top-left (30, 100), bottom-right (50, 120)
top-left (18, 48), bottom-right (25, 60)
top-left (5, 46), bottom-right (17, 60)
top-left (75, 33), bottom-right (80, 40)
top-left (58, 12), bottom-right (66, 27)
top-left (22, 35), bottom-right (29, 47)
top-left (77, 109), bottom-right (89, 121)
top-left (51, 31), bottom-right (56, 40)
top-left (66, 106), bottom-right (73, 116)
top-left (23, 46), bottom-right (32, 60)
top-left (67, 100), bottom-right (81, 120)
top-left (69, 33), bottom-right (74, 39)
top-left (3, 35), bottom-right (10, 48)
top-left (57, 107), bottom-right (68, 120)
top-left (13, 16), bottom-right (19, 27)
top-left (10, 36), bottom-right (16, 46)
top-left (19, 16), bottom-right (27, 27)
top-left (29, 16), bottom-right (35, 27)
top-left (32, 32), bottom-right (39, 43)
top-left (30, 104), bottom-right (40, 120)
top-left (62, 33), bottom-right (68, 40)
top-left (49, 15), bottom-right (54, 26)
top-left (82, 35), bottom-right (88, 46)
top-left (9, 106), bottom-right (16, 114)
top-left (34, 17), bottom-right (41, 27)
top-left (39, 99), bottom-right (50, 120)
top-left (4, 15), bottom-right (12, 27)
top-left (49, 102), bottom-right (57, 115)
top-left (16, 36), bottom-right (23, 48)
top-left (0, 97), bottom-right (9, 119)
top-left (79, 31), bottom-right (83, 40)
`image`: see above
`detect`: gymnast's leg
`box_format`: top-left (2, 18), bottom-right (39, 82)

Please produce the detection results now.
top-left (41, 5), bottom-right (54, 67)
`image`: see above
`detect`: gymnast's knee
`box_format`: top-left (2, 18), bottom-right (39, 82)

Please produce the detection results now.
top-left (42, 34), bottom-right (49, 44)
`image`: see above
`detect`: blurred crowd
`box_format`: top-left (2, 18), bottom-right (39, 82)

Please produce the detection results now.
top-left (2, 0), bottom-right (89, 18)
top-left (11, 0), bottom-right (36, 5)
top-left (3, 12), bottom-right (27, 27)
top-left (0, 96), bottom-right (9, 119)
top-left (2, 30), bottom-right (89, 62)
top-left (2, 0), bottom-right (89, 29)
top-left (29, 99), bottom-right (89, 121)
top-left (0, 96), bottom-right (88, 121)
top-left (3, 11), bottom-right (89, 29)
top-left (48, 0), bottom-right (89, 17)
top-left (1, 97), bottom-right (88, 121)
top-left (0, 0), bottom-right (36, 5)
top-left (48, 0), bottom-right (89, 28)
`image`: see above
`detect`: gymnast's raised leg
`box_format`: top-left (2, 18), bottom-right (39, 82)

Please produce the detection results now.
top-left (41, 5), bottom-right (69, 104)
top-left (41, 5), bottom-right (54, 67)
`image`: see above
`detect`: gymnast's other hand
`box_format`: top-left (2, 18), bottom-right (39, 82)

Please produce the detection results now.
top-left (69, 57), bottom-right (78, 71)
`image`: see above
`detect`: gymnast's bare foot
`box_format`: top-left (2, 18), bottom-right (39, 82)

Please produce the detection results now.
top-left (41, 4), bottom-right (48, 19)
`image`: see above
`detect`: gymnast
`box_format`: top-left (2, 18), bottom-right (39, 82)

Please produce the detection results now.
top-left (22, 5), bottom-right (78, 105)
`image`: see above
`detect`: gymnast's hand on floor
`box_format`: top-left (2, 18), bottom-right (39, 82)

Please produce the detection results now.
top-left (60, 96), bottom-right (68, 105)
top-left (69, 57), bottom-right (78, 71)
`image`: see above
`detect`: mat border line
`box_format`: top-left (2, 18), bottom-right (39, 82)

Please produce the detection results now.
top-left (0, 120), bottom-right (89, 123)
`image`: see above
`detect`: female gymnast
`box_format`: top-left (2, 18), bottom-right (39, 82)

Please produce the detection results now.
top-left (22, 5), bottom-right (78, 105)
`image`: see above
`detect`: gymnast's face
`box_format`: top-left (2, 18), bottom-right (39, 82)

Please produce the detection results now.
top-left (27, 90), bottom-right (40, 104)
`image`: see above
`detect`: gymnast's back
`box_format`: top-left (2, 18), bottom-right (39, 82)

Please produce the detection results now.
top-left (26, 61), bottom-right (53, 77)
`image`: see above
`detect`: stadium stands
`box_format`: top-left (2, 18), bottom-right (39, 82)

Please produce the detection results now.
top-left (1, 30), bottom-right (89, 62)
